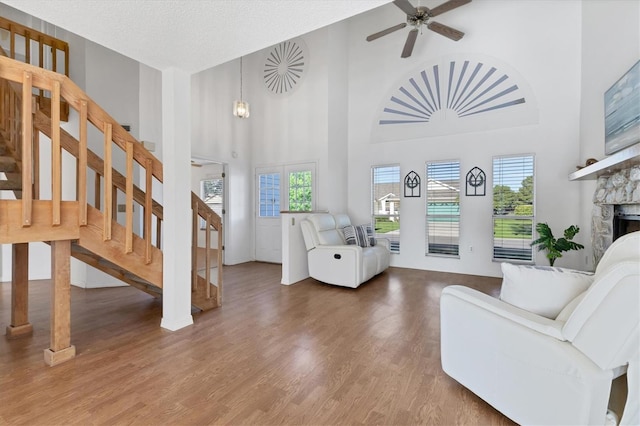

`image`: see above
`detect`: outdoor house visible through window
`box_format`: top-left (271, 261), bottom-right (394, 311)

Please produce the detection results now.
top-left (493, 154), bottom-right (535, 262)
top-left (372, 165), bottom-right (400, 253)
top-left (426, 160), bottom-right (460, 256)
top-left (259, 173), bottom-right (280, 217)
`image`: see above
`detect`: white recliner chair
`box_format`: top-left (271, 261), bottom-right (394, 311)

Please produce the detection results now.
top-left (300, 213), bottom-right (390, 288)
top-left (440, 231), bottom-right (640, 425)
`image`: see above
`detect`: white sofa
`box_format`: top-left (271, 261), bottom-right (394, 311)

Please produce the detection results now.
top-left (300, 213), bottom-right (391, 288)
top-left (440, 231), bottom-right (640, 425)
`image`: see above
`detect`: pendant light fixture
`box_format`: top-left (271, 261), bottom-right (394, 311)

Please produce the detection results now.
top-left (233, 56), bottom-right (250, 118)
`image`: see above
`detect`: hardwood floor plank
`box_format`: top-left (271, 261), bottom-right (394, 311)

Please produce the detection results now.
top-left (0, 263), bottom-right (512, 425)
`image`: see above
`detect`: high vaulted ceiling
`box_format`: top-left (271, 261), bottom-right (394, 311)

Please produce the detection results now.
top-left (2, 0), bottom-right (390, 73)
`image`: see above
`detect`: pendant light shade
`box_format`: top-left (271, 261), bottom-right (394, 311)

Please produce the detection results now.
top-left (233, 57), bottom-right (250, 118)
top-left (233, 100), bottom-right (250, 118)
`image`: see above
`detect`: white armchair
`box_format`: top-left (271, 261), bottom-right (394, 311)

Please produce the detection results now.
top-left (300, 213), bottom-right (390, 288)
top-left (440, 231), bottom-right (640, 425)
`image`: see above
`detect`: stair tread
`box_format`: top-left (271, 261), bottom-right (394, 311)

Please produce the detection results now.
top-left (0, 181), bottom-right (22, 190)
top-left (0, 156), bottom-right (17, 172)
top-left (0, 172), bottom-right (21, 186)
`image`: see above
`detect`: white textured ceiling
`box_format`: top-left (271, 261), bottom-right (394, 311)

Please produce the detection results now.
top-left (2, 0), bottom-right (390, 73)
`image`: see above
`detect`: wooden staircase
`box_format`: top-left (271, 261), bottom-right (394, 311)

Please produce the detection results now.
top-left (0, 19), bottom-right (223, 365)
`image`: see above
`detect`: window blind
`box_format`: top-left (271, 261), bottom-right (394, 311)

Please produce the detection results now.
top-left (492, 155), bottom-right (535, 261)
top-left (426, 161), bottom-right (460, 256)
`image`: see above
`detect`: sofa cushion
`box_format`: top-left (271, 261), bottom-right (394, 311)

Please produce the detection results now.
top-left (500, 263), bottom-right (594, 319)
top-left (307, 214), bottom-right (344, 246)
top-left (344, 224), bottom-right (375, 248)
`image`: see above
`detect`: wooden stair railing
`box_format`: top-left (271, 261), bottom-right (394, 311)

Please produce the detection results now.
top-left (192, 193), bottom-right (223, 306)
top-left (0, 51), bottom-right (223, 364)
top-left (0, 17), bottom-right (70, 121)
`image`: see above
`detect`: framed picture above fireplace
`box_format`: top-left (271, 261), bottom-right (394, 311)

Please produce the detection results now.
top-left (604, 60), bottom-right (640, 155)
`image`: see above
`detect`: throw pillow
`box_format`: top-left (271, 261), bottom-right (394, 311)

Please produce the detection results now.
top-left (499, 263), bottom-right (594, 319)
top-left (343, 224), bottom-right (376, 248)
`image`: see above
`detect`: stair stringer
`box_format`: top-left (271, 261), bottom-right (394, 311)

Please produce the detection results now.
top-left (77, 205), bottom-right (163, 288)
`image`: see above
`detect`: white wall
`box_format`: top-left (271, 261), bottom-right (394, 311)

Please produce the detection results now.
top-left (347, 0), bottom-right (583, 277)
top-left (191, 60), bottom-right (254, 265)
top-left (194, 0), bottom-right (602, 277)
top-left (578, 0), bottom-right (640, 270)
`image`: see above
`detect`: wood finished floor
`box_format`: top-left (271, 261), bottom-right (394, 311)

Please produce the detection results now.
top-left (0, 263), bottom-right (515, 425)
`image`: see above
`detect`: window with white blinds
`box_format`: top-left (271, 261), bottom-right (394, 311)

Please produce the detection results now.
top-left (493, 154), bottom-right (535, 262)
top-left (426, 160), bottom-right (460, 256)
top-left (372, 165), bottom-right (400, 253)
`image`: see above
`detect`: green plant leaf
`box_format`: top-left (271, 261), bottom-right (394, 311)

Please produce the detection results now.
top-left (531, 222), bottom-right (584, 266)
top-left (564, 225), bottom-right (580, 240)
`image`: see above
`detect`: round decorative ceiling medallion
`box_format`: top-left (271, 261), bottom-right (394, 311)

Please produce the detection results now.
top-left (262, 38), bottom-right (308, 95)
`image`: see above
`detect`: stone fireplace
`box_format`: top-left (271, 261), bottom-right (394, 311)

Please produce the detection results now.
top-left (591, 165), bottom-right (640, 264)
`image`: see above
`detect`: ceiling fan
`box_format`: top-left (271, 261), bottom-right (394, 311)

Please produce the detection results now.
top-left (366, 0), bottom-right (471, 58)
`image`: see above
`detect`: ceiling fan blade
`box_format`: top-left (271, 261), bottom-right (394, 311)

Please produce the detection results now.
top-left (366, 23), bottom-right (408, 42)
top-left (401, 28), bottom-right (419, 58)
top-left (427, 21), bottom-right (465, 41)
top-left (393, 0), bottom-right (417, 16)
top-left (429, 0), bottom-right (471, 17)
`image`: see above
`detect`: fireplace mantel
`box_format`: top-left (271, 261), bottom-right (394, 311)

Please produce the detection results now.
top-left (569, 143), bottom-right (640, 181)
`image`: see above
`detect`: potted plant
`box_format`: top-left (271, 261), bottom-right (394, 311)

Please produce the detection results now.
top-left (531, 223), bottom-right (585, 266)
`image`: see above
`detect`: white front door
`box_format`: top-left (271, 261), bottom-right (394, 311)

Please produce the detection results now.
top-left (255, 168), bottom-right (282, 263)
top-left (255, 163), bottom-right (316, 263)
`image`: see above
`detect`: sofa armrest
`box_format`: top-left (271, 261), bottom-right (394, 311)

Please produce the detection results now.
top-left (442, 285), bottom-right (565, 340)
top-left (375, 238), bottom-right (390, 251)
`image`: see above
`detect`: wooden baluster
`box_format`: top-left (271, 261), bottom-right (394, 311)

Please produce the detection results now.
top-left (24, 31), bottom-right (30, 64)
top-left (78, 101), bottom-right (88, 225)
top-left (38, 36), bottom-right (44, 105)
top-left (125, 141), bottom-right (134, 254)
top-left (0, 81), bottom-right (5, 130)
top-left (51, 81), bottom-right (61, 226)
top-left (103, 123), bottom-right (112, 241)
top-left (156, 218), bottom-right (162, 249)
top-left (191, 201), bottom-right (198, 291)
top-left (205, 215), bottom-right (211, 299)
top-left (144, 159), bottom-right (153, 264)
top-left (217, 220), bottom-right (223, 304)
top-left (9, 88), bottom-right (15, 151)
top-left (21, 72), bottom-right (33, 227)
top-left (9, 24), bottom-right (15, 59)
top-left (112, 186), bottom-right (117, 226)
top-left (33, 127), bottom-right (39, 200)
top-left (64, 45), bottom-right (69, 77)
top-left (52, 43), bottom-right (57, 73)
top-left (94, 172), bottom-right (101, 210)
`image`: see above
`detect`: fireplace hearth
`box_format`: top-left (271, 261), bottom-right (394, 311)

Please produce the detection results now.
top-left (592, 165), bottom-right (640, 265)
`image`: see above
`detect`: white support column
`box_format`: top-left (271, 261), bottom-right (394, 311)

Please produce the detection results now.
top-left (160, 67), bottom-right (193, 331)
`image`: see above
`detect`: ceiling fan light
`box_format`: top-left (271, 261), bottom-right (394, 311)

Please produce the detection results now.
top-left (233, 100), bottom-right (250, 118)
